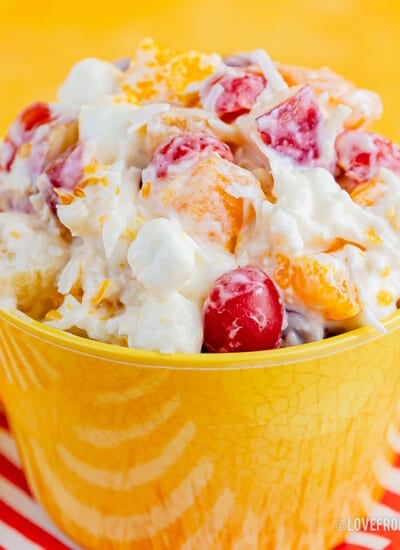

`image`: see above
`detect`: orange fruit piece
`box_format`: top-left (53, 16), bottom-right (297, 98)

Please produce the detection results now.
top-left (274, 253), bottom-right (291, 290)
top-left (325, 238), bottom-right (365, 253)
top-left (350, 179), bottom-right (385, 207)
top-left (124, 39), bottom-right (219, 105)
top-left (141, 156), bottom-right (262, 251)
top-left (291, 254), bottom-right (360, 321)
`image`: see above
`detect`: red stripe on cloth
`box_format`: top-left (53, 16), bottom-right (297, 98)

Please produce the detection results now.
top-left (0, 501), bottom-right (73, 550)
top-left (392, 454), bottom-right (400, 468)
top-left (0, 411), bottom-right (9, 431)
top-left (334, 545), bottom-right (373, 550)
top-left (0, 455), bottom-right (32, 496)
top-left (381, 489), bottom-right (400, 511)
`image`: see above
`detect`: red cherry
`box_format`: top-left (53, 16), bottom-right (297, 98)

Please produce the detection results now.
top-left (43, 142), bottom-right (84, 211)
top-left (203, 266), bottom-right (284, 353)
top-left (151, 132), bottom-right (234, 178)
top-left (19, 102), bottom-right (52, 132)
top-left (336, 130), bottom-right (400, 183)
top-left (45, 143), bottom-right (83, 190)
top-left (0, 102), bottom-right (53, 172)
top-left (256, 85), bottom-right (323, 165)
top-left (214, 72), bottom-right (267, 123)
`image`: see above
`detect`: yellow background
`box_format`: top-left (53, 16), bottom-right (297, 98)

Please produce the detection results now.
top-left (0, 0), bottom-right (399, 139)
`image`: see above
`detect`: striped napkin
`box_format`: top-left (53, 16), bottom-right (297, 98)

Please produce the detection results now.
top-left (2, 407), bottom-right (400, 550)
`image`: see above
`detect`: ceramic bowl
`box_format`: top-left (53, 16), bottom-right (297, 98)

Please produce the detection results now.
top-left (1, 309), bottom-right (400, 549)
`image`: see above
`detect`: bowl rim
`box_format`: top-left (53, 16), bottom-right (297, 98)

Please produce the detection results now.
top-left (0, 308), bottom-right (399, 370)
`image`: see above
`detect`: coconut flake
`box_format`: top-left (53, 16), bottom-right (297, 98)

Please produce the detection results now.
top-left (127, 103), bottom-right (170, 134)
top-left (250, 49), bottom-right (288, 92)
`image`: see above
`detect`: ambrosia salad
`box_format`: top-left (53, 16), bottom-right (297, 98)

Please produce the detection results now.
top-left (0, 39), bottom-right (399, 353)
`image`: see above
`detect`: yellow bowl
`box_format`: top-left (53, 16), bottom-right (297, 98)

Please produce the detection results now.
top-left (1, 309), bottom-right (400, 549)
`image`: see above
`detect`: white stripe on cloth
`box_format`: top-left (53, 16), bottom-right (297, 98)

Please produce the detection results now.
top-left (0, 428), bottom-right (21, 467)
top-left (369, 503), bottom-right (400, 519)
top-left (0, 520), bottom-right (42, 550)
top-left (345, 531), bottom-right (391, 550)
top-left (0, 477), bottom-right (81, 550)
top-left (375, 455), bottom-right (400, 495)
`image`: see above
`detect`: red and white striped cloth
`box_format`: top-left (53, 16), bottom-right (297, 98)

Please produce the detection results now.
top-left (2, 408), bottom-right (400, 550)
top-left (0, 410), bottom-right (80, 550)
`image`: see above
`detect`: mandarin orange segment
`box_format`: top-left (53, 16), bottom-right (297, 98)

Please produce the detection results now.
top-left (141, 157), bottom-right (263, 251)
top-left (167, 52), bottom-right (216, 95)
top-left (350, 179), bottom-right (385, 207)
top-left (325, 238), bottom-right (366, 253)
top-left (274, 253), bottom-right (291, 290)
top-left (291, 254), bottom-right (360, 321)
top-left (160, 160), bottom-right (250, 251)
top-left (126, 39), bottom-right (218, 104)
top-left (277, 63), bottom-right (353, 97)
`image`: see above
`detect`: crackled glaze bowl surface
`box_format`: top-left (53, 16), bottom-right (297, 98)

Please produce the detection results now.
top-left (1, 309), bottom-right (400, 549)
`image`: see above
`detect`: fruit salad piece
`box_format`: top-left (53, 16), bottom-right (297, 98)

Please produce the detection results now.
top-left (141, 150), bottom-right (263, 251)
top-left (277, 63), bottom-right (383, 129)
top-left (122, 38), bottom-right (221, 105)
top-left (0, 102), bottom-right (53, 171)
top-left (279, 64), bottom-right (353, 97)
top-left (20, 102), bottom-right (53, 132)
top-left (0, 102), bottom-right (79, 216)
top-left (141, 107), bottom-right (239, 171)
top-left (42, 143), bottom-right (84, 211)
top-left (204, 70), bottom-right (267, 123)
top-left (150, 132), bottom-right (234, 178)
top-left (282, 309), bottom-right (325, 347)
top-left (350, 179), bottom-right (386, 207)
top-left (203, 265), bottom-right (284, 352)
top-left (336, 130), bottom-right (400, 183)
top-left (256, 85), bottom-right (323, 165)
top-left (291, 254), bottom-right (360, 321)
top-left (0, 212), bottom-right (68, 319)
top-left (45, 143), bottom-right (84, 191)
top-left (223, 54), bottom-right (253, 68)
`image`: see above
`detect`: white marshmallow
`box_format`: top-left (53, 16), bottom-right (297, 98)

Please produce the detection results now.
top-left (130, 292), bottom-right (203, 353)
top-left (79, 101), bottom-right (139, 164)
top-left (128, 218), bottom-right (197, 300)
top-left (58, 59), bottom-right (121, 107)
